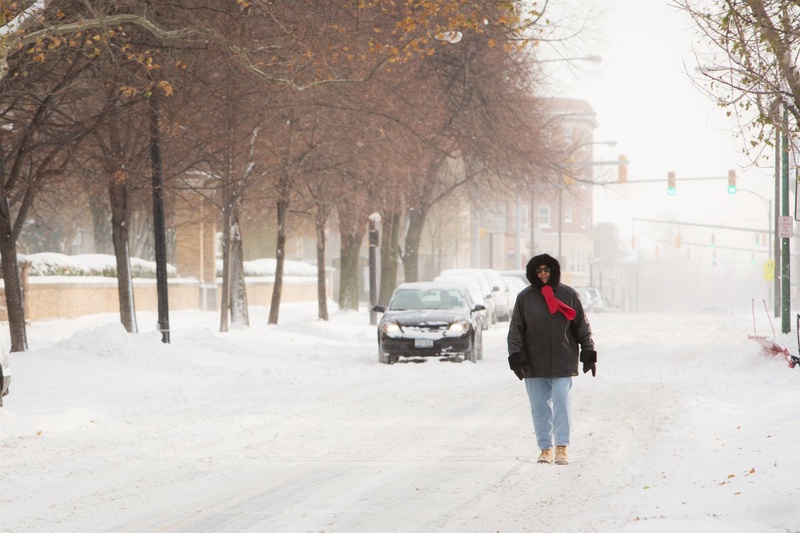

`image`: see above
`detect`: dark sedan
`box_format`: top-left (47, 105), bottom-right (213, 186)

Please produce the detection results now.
top-left (374, 282), bottom-right (485, 364)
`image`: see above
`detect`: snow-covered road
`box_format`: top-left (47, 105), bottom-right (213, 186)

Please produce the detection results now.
top-left (2, 305), bottom-right (799, 532)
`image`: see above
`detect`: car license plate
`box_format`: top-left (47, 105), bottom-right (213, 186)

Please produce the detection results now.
top-left (415, 338), bottom-right (433, 348)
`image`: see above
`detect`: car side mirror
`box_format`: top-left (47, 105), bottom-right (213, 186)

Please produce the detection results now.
top-left (373, 305), bottom-right (385, 313)
top-left (472, 304), bottom-right (486, 312)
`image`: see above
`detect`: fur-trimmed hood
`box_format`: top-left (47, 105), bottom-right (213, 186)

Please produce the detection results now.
top-left (526, 253), bottom-right (561, 288)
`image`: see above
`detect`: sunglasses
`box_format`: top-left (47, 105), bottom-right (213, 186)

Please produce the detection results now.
top-left (535, 267), bottom-right (551, 274)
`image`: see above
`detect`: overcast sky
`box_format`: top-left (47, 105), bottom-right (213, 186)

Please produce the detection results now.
top-left (541, 0), bottom-right (781, 246)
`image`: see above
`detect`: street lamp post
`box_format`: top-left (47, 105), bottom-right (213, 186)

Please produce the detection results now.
top-left (368, 213), bottom-right (381, 326)
top-left (555, 140), bottom-right (618, 271)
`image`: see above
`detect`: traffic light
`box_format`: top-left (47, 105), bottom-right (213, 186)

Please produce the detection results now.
top-left (667, 171), bottom-right (676, 195)
top-left (727, 169), bottom-right (737, 194)
top-left (618, 154), bottom-right (628, 183)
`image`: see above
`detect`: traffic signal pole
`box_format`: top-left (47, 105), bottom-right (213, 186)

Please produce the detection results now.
top-left (781, 109), bottom-right (791, 334)
top-left (774, 129), bottom-right (781, 318)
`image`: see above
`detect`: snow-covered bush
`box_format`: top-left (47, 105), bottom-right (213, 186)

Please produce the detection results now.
top-left (21, 253), bottom-right (319, 279)
top-left (22, 253), bottom-right (175, 278)
top-left (215, 258), bottom-right (318, 278)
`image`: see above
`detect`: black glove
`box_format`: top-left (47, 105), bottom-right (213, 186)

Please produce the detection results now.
top-left (508, 352), bottom-right (530, 381)
top-left (580, 349), bottom-right (597, 377)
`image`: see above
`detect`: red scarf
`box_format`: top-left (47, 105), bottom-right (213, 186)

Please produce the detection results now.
top-left (541, 285), bottom-right (576, 321)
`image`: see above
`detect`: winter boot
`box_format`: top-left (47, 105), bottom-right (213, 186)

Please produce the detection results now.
top-left (555, 446), bottom-right (569, 465)
top-left (537, 448), bottom-right (554, 464)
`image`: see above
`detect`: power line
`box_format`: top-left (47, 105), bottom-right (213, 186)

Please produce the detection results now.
top-left (655, 239), bottom-right (770, 253)
top-left (633, 217), bottom-right (772, 234)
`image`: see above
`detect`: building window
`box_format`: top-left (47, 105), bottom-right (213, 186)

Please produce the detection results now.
top-left (538, 205), bottom-right (551, 228)
top-left (582, 208), bottom-right (589, 229)
top-left (564, 206), bottom-right (573, 224)
top-left (571, 250), bottom-right (585, 273)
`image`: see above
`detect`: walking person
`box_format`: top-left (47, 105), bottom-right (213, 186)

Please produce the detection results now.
top-left (507, 253), bottom-right (597, 465)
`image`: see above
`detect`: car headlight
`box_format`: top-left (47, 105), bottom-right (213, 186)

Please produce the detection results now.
top-left (448, 321), bottom-right (469, 333)
top-left (381, 322), bottom-right (401, 333)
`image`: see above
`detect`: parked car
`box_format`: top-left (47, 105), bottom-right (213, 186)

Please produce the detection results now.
top-left (433, 275), bottom-right (490, 330)
top-left (577, 286), bottom-right (606, 313)
top-left (499, 269), bottom-right (528, 284)
top-left (374, 282), bottom-right (486, 364)
top-left (575, 287), bottom-right (594, 313)
top-left (0, 345), bottom-right (10, 407)
top-left (481, 268), bottom-right (511, 321)
top-left (502, 275), bottom-right (527, 307)
top-left (437, 269), bottom-right (496, 325)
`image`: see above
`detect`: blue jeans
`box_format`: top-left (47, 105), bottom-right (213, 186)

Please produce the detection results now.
top-left (524, 377), bottom-right (573, 450)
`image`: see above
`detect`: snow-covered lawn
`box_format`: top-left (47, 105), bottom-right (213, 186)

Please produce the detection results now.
top-left (1, 305), bottom-right (798, 532)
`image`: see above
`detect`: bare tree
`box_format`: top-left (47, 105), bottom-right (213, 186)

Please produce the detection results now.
top-left (0, 47), bottom-right (96, 350)
top-left (675, 0), bottom-right (800, 154)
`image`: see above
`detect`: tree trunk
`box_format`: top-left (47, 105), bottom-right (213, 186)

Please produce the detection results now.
top-left (379, 207), bottom-right (402, 305)
top-left (219, 193), bottom-right (232, 332)
top-left (336, 199), bottom-right (368, 311)
top-left (315, 209), bottom-right (329, 321)
top-left (401, 205), bottom-right (429, 283)
top-left (338, 230), bottom-right (362, 310)
top-left (88, 192), bottom-right (113, 254)
top-left (268, 171), bottom-right (290, 324)
top-left (230, 215), bottom-right (249, 327)
top-left (0, 199), bottom-right (26, 352)
top-left (109, 170), bottom-right (137, 333)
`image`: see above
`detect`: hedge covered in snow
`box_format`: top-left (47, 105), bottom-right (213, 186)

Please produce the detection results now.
top-left (20, 253), bottom-right (318, 279)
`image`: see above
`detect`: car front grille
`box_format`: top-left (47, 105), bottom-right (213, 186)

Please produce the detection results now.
top-left (402, 325), bottom-right (449, 333)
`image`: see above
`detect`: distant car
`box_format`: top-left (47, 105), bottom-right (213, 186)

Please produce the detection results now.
top-left (502, 275), bottom-right (527, 306)
top-left (500, 270), bottom-right (527, 284)
top-left (438, 269), bottom-right (496, 325)
top-left (699, 304), bottom-right (734, 314)
top-left (575, 287), bottom-right (608, 313)
top-left (575, 287), bottom-right (594, 312)
top-left (481, 268), bottom-right (511, 321)
top-left (374, 282), bottom-right (486, 364)
top-left (433, 275), bottom-right (490, 330)
top-left (578, 287), bottom-right (606, 313)
top-left (0, 345), bottom-right (10, 407)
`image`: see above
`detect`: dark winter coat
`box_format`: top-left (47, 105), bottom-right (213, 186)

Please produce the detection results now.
top-left (507, 253), bottom-right (594, 378)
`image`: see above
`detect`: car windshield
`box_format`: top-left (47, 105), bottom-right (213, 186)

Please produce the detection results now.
top-left (388, 288), bottom-right (466, 311)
